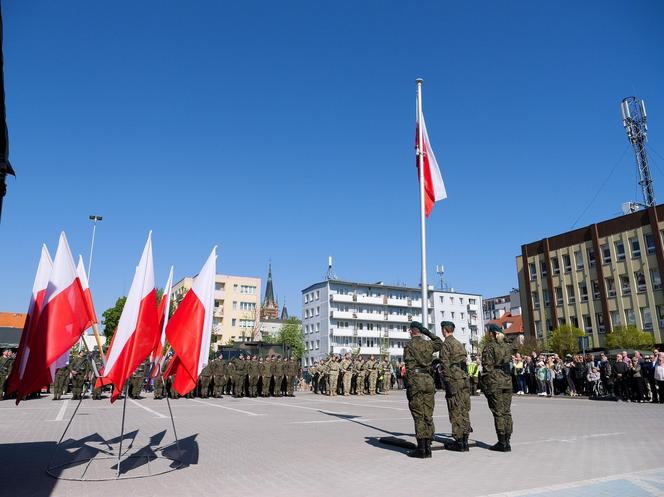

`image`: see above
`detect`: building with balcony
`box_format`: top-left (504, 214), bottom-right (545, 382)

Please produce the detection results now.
top-left (431, 290), bottom-right (483, 353)
top-left (483, 289), bottom-right (521, 321)
top-left (300, 279), bottom-right (483, 366)
top-left (517, 205), bottom-right (664, 348)
top-left (173, 273), bottom-right (261, 348)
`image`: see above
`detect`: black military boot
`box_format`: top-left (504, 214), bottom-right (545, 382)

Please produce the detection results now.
top-left (462, 434), bottom-right (470, 452)
top-left (489, 434), bottom-right (509, 452)
top-left (407, 439), bottom-right (427, 458)
top-left (505, 434), bottom-right (512, 452)
top-left (424, 439), bottom-right (432, 458)
top-left (443, 437), bottom-right (464, 452)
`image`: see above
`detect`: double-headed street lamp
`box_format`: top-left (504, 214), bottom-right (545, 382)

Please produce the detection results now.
top-left (88, 215), bottom-right (103, 283)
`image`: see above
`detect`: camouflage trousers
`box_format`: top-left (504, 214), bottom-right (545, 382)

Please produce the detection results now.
top-left (153, 376), bottom-right (164, 399)
top-left (368, 372), bottom-right (377, 395)
top-left (233, 375), bottom-right (245, 396)
top-left (53, 371), bottom-right (69, 399)
top-left (248, 376), bottom-right (259, 396)
top-left (446, 387), bottom-right (472, 438)
top-left (355, 373), bottom-right (366, 395)
top-left (328, 373), bottom-right (339, 395)
top-left (200, 376), bottom-right (212, 398)
top-left (342, 372), bottom-right (351, 395)
top-left (406, 373), bottom-right (436, 439)
top-left (382, 374), bottom-right (391, 394)
top-left (484, 388), bottom-right (513, 435)
top-left (213, 375), bottom-right (225, 397)
top-left (71, 377), bottom-right (86, 400)
top-left (285, 375), bottom-right (294, 395)
top-left (0, 374), bottom-right (7, 398)
top-left (260, 376), bottom-right (271, 396)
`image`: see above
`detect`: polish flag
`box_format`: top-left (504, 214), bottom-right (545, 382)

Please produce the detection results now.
top-left (150, 266), bottom-right (173, 378)
top-left (164, 248), bottom-right (216, 396)
top-left (76, 256), bottom-right (98, 325)
top-left (416, 110), bottom-right (447, 217)
top-left (102, 233), bottom-right (159, 402)
top-left (20, 233), bottom-right (93, 397)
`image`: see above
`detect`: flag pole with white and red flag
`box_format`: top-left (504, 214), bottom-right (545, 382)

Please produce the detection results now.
top-left (76, 255), bottom-right (106, 365)
top-left (164, 247), bottom-right (216, 396)
top-left (151, 265), bottom-right (173, 378)
top-left (100, 232), bottom-right (160, 402)
top-left (415, 78), bottom-right (447, 327)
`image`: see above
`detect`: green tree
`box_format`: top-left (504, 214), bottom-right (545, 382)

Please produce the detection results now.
top-left (518, 335), bottom-right (542, 357)
top-left (548, 325), bottom-right (585, 357)
top-left (102, 296), bottom-right (127, 346)
top-left (276, 317), bottom-right (305, 359)
top-left (607, 325), bottom-right (655, 350)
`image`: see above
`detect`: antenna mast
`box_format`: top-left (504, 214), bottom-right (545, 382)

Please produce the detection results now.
top-left (621, 97), bottom-right (655, 207)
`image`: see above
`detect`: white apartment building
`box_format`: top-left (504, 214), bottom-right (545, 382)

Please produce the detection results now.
top-left (301, 279), bottom-right (483, 366)
top-left (483, 289), bottom-right (521, 321)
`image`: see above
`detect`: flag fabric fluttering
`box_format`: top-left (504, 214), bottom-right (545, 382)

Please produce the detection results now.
top-left (164, 248), bottom-right (216, 396)
top-left (100, 233), bottom-right (159, 402)
top-left (150, 266), bottom-right (173, 378)
top-left (76, 255), bottom-right (98, 325)
top-left (416, 108), bottom-right (446, 217)
top-left (19, 233), bottom-right (93, 399)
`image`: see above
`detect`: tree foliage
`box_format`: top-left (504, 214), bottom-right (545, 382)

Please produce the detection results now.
top-left (276, 317), bottom-right (305, 359)
top-left (607, 325), bottom-right (655, 350)
top-left (548, 325), bottom-right (585, 357)
top-left (102, 296), bottom-right (127, 346)
top-left (518, 335), bottom-right (542, 356)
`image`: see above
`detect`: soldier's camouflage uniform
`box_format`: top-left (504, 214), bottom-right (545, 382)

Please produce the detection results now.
top-left (481, 338), bottom-right (514, 450)
top-left (440, 333), bottom-right (472, 449)
top-left (70, 355), bottom-right (90, 400)
top-left (340, 357), bottom-right (352, 396)
top-left (212, 358), bottom-right (226, 398)
top-left (247, 358), bottom-right (259, 397)
top-left (199, 362), bottom-right (213, 398)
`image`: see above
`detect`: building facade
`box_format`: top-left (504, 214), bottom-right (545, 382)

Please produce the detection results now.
top-left (517, 205), bottom-right (664, 347)
top-left (173, 274), bottom-right (261, 348)
top-left (483, 289), bottom-right (521, 321)
top-left (301, 279), bottom-right (482, 366)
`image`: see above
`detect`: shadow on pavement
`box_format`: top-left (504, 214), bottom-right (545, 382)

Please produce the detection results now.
top-left (0, 441), bottom-right (58, 497)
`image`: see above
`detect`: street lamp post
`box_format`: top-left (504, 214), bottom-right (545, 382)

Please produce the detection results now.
top-left (88, 215), bottom-right (102, 283)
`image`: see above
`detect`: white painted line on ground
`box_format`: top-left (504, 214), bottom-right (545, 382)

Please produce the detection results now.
top-left (51, 399), bottom-right (69, 421)
top-left (247, 398), bottom-right (352, 416)
top-left (300, 397), bottom-right (408, 411)
top-left (129, 398), bottom-right (168, 418)
top-left (192, 399), bottom-right (264, 416)
top-left (290, 415), bottom-right (446, 425)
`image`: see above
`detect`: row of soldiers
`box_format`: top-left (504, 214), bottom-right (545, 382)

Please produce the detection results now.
top-left (309, 354), bottom-right (393, 396)
top-left (153, 353), bottom-right (301, 399)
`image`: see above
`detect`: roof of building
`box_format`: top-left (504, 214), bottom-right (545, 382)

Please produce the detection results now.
top-left (301, 279), bottom-right (481, 296)
top-left (280, 304), bottom-right (289, 320)
top-left (263, 263), bottom-right (276, 306)
top-left (487, 312), bottom-right (523, 334)
top-left (0, 312), bottom-right (26, 329)
top-left (0, 327), bottom-right (21, 348)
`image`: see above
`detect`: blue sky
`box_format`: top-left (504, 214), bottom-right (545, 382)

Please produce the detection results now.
top-left (1, 1), bottom-right (663, 318)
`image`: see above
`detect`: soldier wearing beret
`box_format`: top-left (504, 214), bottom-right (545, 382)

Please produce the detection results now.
top-left (481, 324), bottom-right (514, 452)
top-left (404, 321), bottom-right (443, 458)
top-left (439, 321), bottom-right (472, 451)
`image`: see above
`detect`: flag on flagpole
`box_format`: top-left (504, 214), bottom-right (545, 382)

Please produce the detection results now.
top-left (76, 255), bottom-right (98, 325)
top-left (416, 109), bottom-right (446, 217)
top-left (100, 233), bottom-right (160, 402)
top-left (150, 266), bottom-right (173, 378)
top-left (19, 233), bottom-right (93, 399)
top-left (164, 248), bottom-right (216, 396)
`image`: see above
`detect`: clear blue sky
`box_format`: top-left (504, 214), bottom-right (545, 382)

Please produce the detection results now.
top-left (1, 1), bottom-right (663, 318)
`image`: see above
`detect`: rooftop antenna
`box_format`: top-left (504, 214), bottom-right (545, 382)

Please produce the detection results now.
top-left (621, 97), bottom-right (655, 207)
top-left (435, 264), bottom-right (447, 290)
top-left (326, 256), bottom-right (336, 280)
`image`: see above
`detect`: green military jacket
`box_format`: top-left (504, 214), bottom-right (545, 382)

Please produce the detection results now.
top-left (70, 357), bottom-right (89, 375)
top-left (481, 340), bottom-right (512, 391)
top-left (235, 359), bottom-right (247, 375)
top-left (257, 361), bottom-right (268, 377)
top-left (309, 364), bottom-right (318, 376)
top-left (354, 360), bottom-right (365, 375)
top-left (213, 359), bottom-right (226, 376)
top-left (440, 335), bottom-right (468, 394)
top-left (200, 362), bottom-right (213, 378)
top-left (340, 359), bottom-right (351, 374)
top-left (404, 333), bottom-right (444, 384)
top-left (365, 359), bottom-right (377, 373)
top-left (327, 360), bottom-right (340, 372)
top-left (226, 360), bottom-right (236, 377)
top-left (247, 360), bottom-right (259, 378)
top-left (273, 360), bottom-right (285, 377)
top-left (0, 356), bottom-right (14, 375)
top-left (286, 361), bottom-right (298, 376)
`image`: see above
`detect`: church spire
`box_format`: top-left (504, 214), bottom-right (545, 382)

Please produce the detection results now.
top-left (261, 261), bottom-right (279, 320)
top-left (280, 298), bottom-right (289, 320)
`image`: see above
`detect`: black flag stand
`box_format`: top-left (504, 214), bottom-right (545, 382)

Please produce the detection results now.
top-left (0, 0), bottom-right (15, 224)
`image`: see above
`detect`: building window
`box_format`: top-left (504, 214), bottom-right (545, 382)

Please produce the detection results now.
top-left (232, 318), bottom-right (237, 326)
top-left (240, 285), bottom-right (256, 294)
top-left (215, 282), bottom-right (224, 291)
top-left (596, 313), bottom-right (605, 333)
top-left (587, 249), bottom-right (596, 267)
top-left (315, 306), bottom-right (320, 316)
top-left (570, 316), bottom-right (579, 328)
top-left (239, 301), bottom-right (256, 311)
top-left (641, 307), bottom-right (653, 330)
top-left (529, 263), bottom-right (537, 280)
top-left (552, 257), bottom-right (560, 275)
top-left (440, 310), bottom-right (445, 318)
top-left (605, 277), bottom-right (616, 298)
top-left (657, 306), bottom-right (664, 328)
top-left (615, 241), bottom-right (626, 261)
top-left (315, 290), bottom-right (320, 300)
top-left (583, 315), bottom-right (592, 332)
top-left (562, 254), bottom-right (571, 272)
top-left (634, 272), bottom-right (646, 292)
top-left (566, 285), bottom-right (575, 304)
top-left (450, 297), bottom-right (455, 304)
top-left (645, 233), bottom-right (656, 254)
top-left (469, 298), bottom-right (476, 305)
top-left (610, 311), bottom-right (620, 327)
top-left (579, 282), bottom-right (588, 302)
top-left (625, 308), bottom-right (636, 326)
top-left (543, 289), bottom-right (550, 307)
top-left (620, 275), bottom-right (631, 295)
top-left (557, 318), bottom-right (566, 327)
top-left (601, 244), bottom-right (611, 264)
top-left (630, 237), bottom-right (641, 258)
top-left (591, 280), bottom-right (601, 300)
top-left (575, 250), bottom-right (584, 270)
top-left (546, 319), bottom-right (552, 332)
top-left (651, 269), bottom-right (662, 290)
top-left (532, 292), bottom-right (539, 309)
top-left (555, 286), bottom-right (563, 306)
top-left (316, 340), bottom-right (320, 349)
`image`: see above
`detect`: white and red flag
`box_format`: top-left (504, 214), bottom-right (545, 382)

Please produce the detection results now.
top-left (101, 233), bottom-right (160, 402)
top-left (164, 248), bottom-right (216, 396)
top-left (150, 266), bottom-right (173, 377)
top-left (17, 234), bottom-right (93, 399)
top-left (416, 108), bottom-right (446, 217)
top-left (76, 255), bottom-right (98, 325)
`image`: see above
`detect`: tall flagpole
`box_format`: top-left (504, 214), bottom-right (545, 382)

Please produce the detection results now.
top-left (416, 78), bottom-right (428, 329)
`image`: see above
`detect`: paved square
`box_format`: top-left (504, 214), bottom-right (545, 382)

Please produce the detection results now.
top-left (1, 391), bottom-right (663, 497)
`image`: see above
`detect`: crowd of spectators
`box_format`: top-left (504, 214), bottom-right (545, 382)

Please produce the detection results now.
top-left (506, 349), bottom-right (664, 403)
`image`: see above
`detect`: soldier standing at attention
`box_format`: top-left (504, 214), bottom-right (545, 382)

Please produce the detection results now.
top-left (91, 353), bottom-right (104, 400)
top-left (0, 349), bottom-right (14, 399)
top-left (225, 357), bottom-right (236, 396)
top-left (327, 355), bottom-right (340, 396)
top-left (199, 361), bottom-right (213, 398)
top-left (286, 357), bottom-right (298, 396)
top-left (153, 360), bottom-right (165, 400)
top-left (439, 321), bottom-right (472, 452)
top-left (381, 357), bottom-right (392, 394)
top-left (273, 356), bottom-right (285, 397)
top-left (247, 355), bottom-right (260, 397)
top-left (212, 356), bottom-right (226, 398)
top-left (310, 361), bottom-right (320, 394)
top-left (233, 355), bottom-right (246, 397)
top-left (340, 354), bottom-right (352, 396)
top-left (404, 321), bottom-right (443, 459)
top-left (355, 357), bottom-right (366, 395)
top-left (263, 355), bottom-right (274, 397)
top-left (366, 355), bottom-right (379, 395)
top-left (482, 324), bottom-right (515, 452)
top-left (257, 356), bottom-right (268, 397)
top-left (53, 363), bottom-right (70, 400)
top-left (70, 351), bottom-right (89, 400)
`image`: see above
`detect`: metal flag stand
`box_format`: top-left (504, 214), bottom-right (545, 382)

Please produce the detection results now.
top-left (46, 361), bottom-right (183, 482)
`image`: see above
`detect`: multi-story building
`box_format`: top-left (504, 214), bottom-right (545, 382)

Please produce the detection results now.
top-left (173, 274), bottom-right (261, 348)
top-left (483, 290), bottom-right (521, 321)
top-left (517, 205), bottom-right (664, 347)
top-left (300, 279), bottom-right (482, 366)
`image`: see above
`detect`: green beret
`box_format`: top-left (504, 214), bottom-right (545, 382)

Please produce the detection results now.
top-left (409, 321), bottom-right (423, 331)
top-left (441, 321), bottom-right (455, 331)
top-left (486, 324), bottom-right (503, 334)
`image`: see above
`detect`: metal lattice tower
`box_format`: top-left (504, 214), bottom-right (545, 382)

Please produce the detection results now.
top-left (621, 96), bottom-right (655, 207)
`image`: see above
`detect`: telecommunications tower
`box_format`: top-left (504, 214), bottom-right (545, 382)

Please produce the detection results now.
top-left (621, 97), bottom-right (655, 207)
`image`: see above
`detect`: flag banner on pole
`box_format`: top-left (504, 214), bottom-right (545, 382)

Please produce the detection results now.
top-left (164, 247), bottom-right (216, 396)
top-left (100, 232), bottom-right (159, 402)
top-left (18, 233), bottom-right (93, 400)
top-left (151, 265), bottom-right (173, 378)
top-left (416, 110), bottom-right (446, 217)
top-left (76, 255), bottom-right (98, 324)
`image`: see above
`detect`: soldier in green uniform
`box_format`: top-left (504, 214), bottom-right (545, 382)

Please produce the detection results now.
top-left (233, 355), bottom-right (246, 397)
top-left (153, 361), bottom-right (165, 400)
top-left (212, 356), bottom-right (226, 398)
top-left (310, 361), bottom-right (320, 394)
top-left (404, 321), bottom-right (443, 458)
top-left (247, 355), bottom-right (259, 397)
top-left (340, 354), bottom-right (352, 396)
top-left (438, 321), bottom-right (472, 452)
top-left (481, 324), bottom-right (515, 452)
top-left (91, 353), bottom-right (104, 400)
top-left (130, 360), bottom-right (147, 399)
top-left (69, 351), bottom-right (89, 400)
top-left (366, 355), bottom-right (378, 395)
top-left (226, 357), bottom-right (236, 396)
top-left (0, 349), bottom-right (14, 399)
top-left (327, 355), bottom-right (340, 396)
top-left (53, 364), bottom-right (70, 400)
top-left (380, 357), bottom-right (392, 395)
top-left (273, 356), bottom-right (285, 397)
top-left (354, 357), bottom-right (366, 395)
top-left (263, 355), bottom-right (274, 396)
top-left (199, 361), bottom-right (213, 398)
top-left (257, 356), bottom-right (268, 397)
top-left (286, 357), bottom-right (299, 396)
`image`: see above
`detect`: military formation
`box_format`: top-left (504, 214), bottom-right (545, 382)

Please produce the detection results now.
top-left (402, 320), bottom-right (516, 458)
top-left (308, 354), bottom-right (394, 396)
